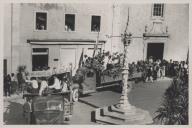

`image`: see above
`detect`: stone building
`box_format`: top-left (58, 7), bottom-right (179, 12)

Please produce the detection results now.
top-left (3, 3), bottom-right (189, 75)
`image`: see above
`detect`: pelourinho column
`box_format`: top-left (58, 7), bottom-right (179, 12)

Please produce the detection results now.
top-left (117, 32), bottom-right (134, 113)
top-left (111, 31), bottom-right (153, 124)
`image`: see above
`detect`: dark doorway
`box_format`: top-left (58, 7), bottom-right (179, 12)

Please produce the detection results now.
top-left (4, 59), bottom-right (7, 76)
top-left (147, 43), bottom-right (164, 61)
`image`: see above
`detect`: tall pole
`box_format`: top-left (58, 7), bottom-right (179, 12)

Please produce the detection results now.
top-left (114, 7), bottom-right (152, 123)
top-left (111, 4), bottom-right (115, 52)
top-left (117, 7), bottom-right (134, 113)
top-left (11, 3), bottom-right (13, 73)
top-left (118, 33), bottom-right (133, 111)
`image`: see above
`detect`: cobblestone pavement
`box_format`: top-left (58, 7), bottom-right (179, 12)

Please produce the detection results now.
top-left (3, 77), bottom-right (172, 125)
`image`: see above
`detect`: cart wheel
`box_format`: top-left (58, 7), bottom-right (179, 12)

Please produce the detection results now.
top-left (72, 89), bottom-right (79, 102)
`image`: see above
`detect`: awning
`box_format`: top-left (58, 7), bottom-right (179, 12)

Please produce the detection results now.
top-left (27, 39), bottom-right (106, 45)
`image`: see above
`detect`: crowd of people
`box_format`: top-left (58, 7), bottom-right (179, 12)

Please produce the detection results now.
top-left (4, 56), bottom-right (188, 97)
top-left (4, 73), bottom-right (17, 97)
top-left (3, 71), bottom-right (70, 97)
top-left (129, 57), bottom-right (188, 82)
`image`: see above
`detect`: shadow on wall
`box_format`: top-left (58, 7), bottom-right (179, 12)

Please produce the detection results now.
top-left (4, 101), bottom-right (26, 125)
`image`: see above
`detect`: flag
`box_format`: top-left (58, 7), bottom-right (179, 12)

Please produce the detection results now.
top-left (186, 49), bottom-right (189, 64)
top-left (78, 48), bottom-right (84, 68)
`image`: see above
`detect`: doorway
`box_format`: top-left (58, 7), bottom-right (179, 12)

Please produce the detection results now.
top-left (4, 59), bottom-right (7, 76)
top-left (60, 48), bottom-right (76, 75)
top-left (147, 43), bottom-right (164, 61)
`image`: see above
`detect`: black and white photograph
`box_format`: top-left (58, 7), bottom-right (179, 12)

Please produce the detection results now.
top-left (2, 1), bottom-right (189, 125)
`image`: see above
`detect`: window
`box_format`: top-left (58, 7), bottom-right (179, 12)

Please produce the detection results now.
top-left (152, 4), bottom-right (164, 17)
top-left (91, 16), bottom-right (101, 32)
top-left (35, 12), bottom-right (47, 30)
top-left (32, 48), bottom-right (48, 71)
top-left (65, 14), bottom-right (75, 31)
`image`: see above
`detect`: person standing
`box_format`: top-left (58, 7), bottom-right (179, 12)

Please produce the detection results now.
top-left (11, 73), bottom-right (17, 94)
top-left (145, 65), bottom-right (153, 82)
top-left (167, 59), bottom-right (172, 77)
top-left (156, 60), bottom-right (161, 79)
top-left (4, 74), bottom-right (11, 97)
top-left (4, 75), bottom-right (6, 96)
top-left (153, 64), bottom-right (158, 81)
top-left (21, 72), bottom-right (27, 94)
top-left (161, 64), bottom-right (166, 79)
top-left (17, 72), bottom-right (25, 93)
top-left (23, 98), bottom-right (32, 124)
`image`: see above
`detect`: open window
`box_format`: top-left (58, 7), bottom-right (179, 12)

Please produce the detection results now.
top-left (65, 14), bottom-right (75, 31)
top-left (32, 48), bottom-right (49, 71)
top-left (91, 16), bottom-right (101, 32)
top-left (35, 12), bottom-right (47, 30)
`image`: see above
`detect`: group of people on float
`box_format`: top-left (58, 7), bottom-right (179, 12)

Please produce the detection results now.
top-left (26, 73), bottom-right (69, 95)
top-left (4, 68), bottom-right (70, 97)
top-left (22, 75), bottom-right (67, 124)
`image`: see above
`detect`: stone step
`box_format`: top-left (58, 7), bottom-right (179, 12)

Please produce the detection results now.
top-left (102, 107), bottom-right (126, 121)
top-left (105, 106), bottom-right (152, 123)
top-left (95, 106), bottom-right (153, 125)
top-left (110, 105), bottom-right (129, 114)
top-left (95, 108), bottom-right (120, 125)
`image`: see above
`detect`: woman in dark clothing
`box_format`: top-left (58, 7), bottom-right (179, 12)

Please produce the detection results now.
top-left (4, 75), bottom-right (6, 96)
top-left (145, 65), bottom-right (153, 82)
top-left (17, 72), bottom-right (26, 93)
top-left (4, 74), bottom-right (11, 96)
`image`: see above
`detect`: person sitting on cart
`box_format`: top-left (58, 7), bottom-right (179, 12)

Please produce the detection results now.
top-left (48, 75), bottom-right (61, 93)
top-left (60, 74), bottom-right (70, 92)
top-left (25, 77), bottom-right (39, 94)
top-left (39, 77), bottom-right (48, 96)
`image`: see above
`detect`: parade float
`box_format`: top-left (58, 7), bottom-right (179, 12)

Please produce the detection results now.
top-left (72, 50), bottom-right (144, 102)
top-left (22, 68), bottom-right (74, 124)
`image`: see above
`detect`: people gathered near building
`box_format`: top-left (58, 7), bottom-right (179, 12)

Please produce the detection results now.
top-left (128, 57), bottom-right (188, 82)
top-left (3, 54), bottom-right (188, 97)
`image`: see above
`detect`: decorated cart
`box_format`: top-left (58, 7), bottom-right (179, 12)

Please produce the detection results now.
top-left (22, 69), bottom-right (75, 124)
top-left (71, 51), bottom-right (144, 101)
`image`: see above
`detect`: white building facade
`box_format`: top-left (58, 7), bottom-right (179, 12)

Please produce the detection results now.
top-left (3, 3), bottom-right (189, 75)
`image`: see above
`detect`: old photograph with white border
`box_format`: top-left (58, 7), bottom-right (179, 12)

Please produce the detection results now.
top-left (1, 0), bottom-right (190, 126)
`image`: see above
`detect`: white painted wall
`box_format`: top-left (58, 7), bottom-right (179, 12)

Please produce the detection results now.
top-left (110, 4), bottom-right (189, 62)
top-left (4, 3), bottom-right (189, 75)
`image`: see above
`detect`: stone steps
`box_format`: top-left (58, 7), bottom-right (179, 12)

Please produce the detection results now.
top-left (94, 105), bottom-right (153, 125)
top-left (95, 108), bottom-right (120, 125)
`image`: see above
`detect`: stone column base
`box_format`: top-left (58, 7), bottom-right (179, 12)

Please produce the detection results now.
top-left (94, 104), bottom-right (153, 125)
